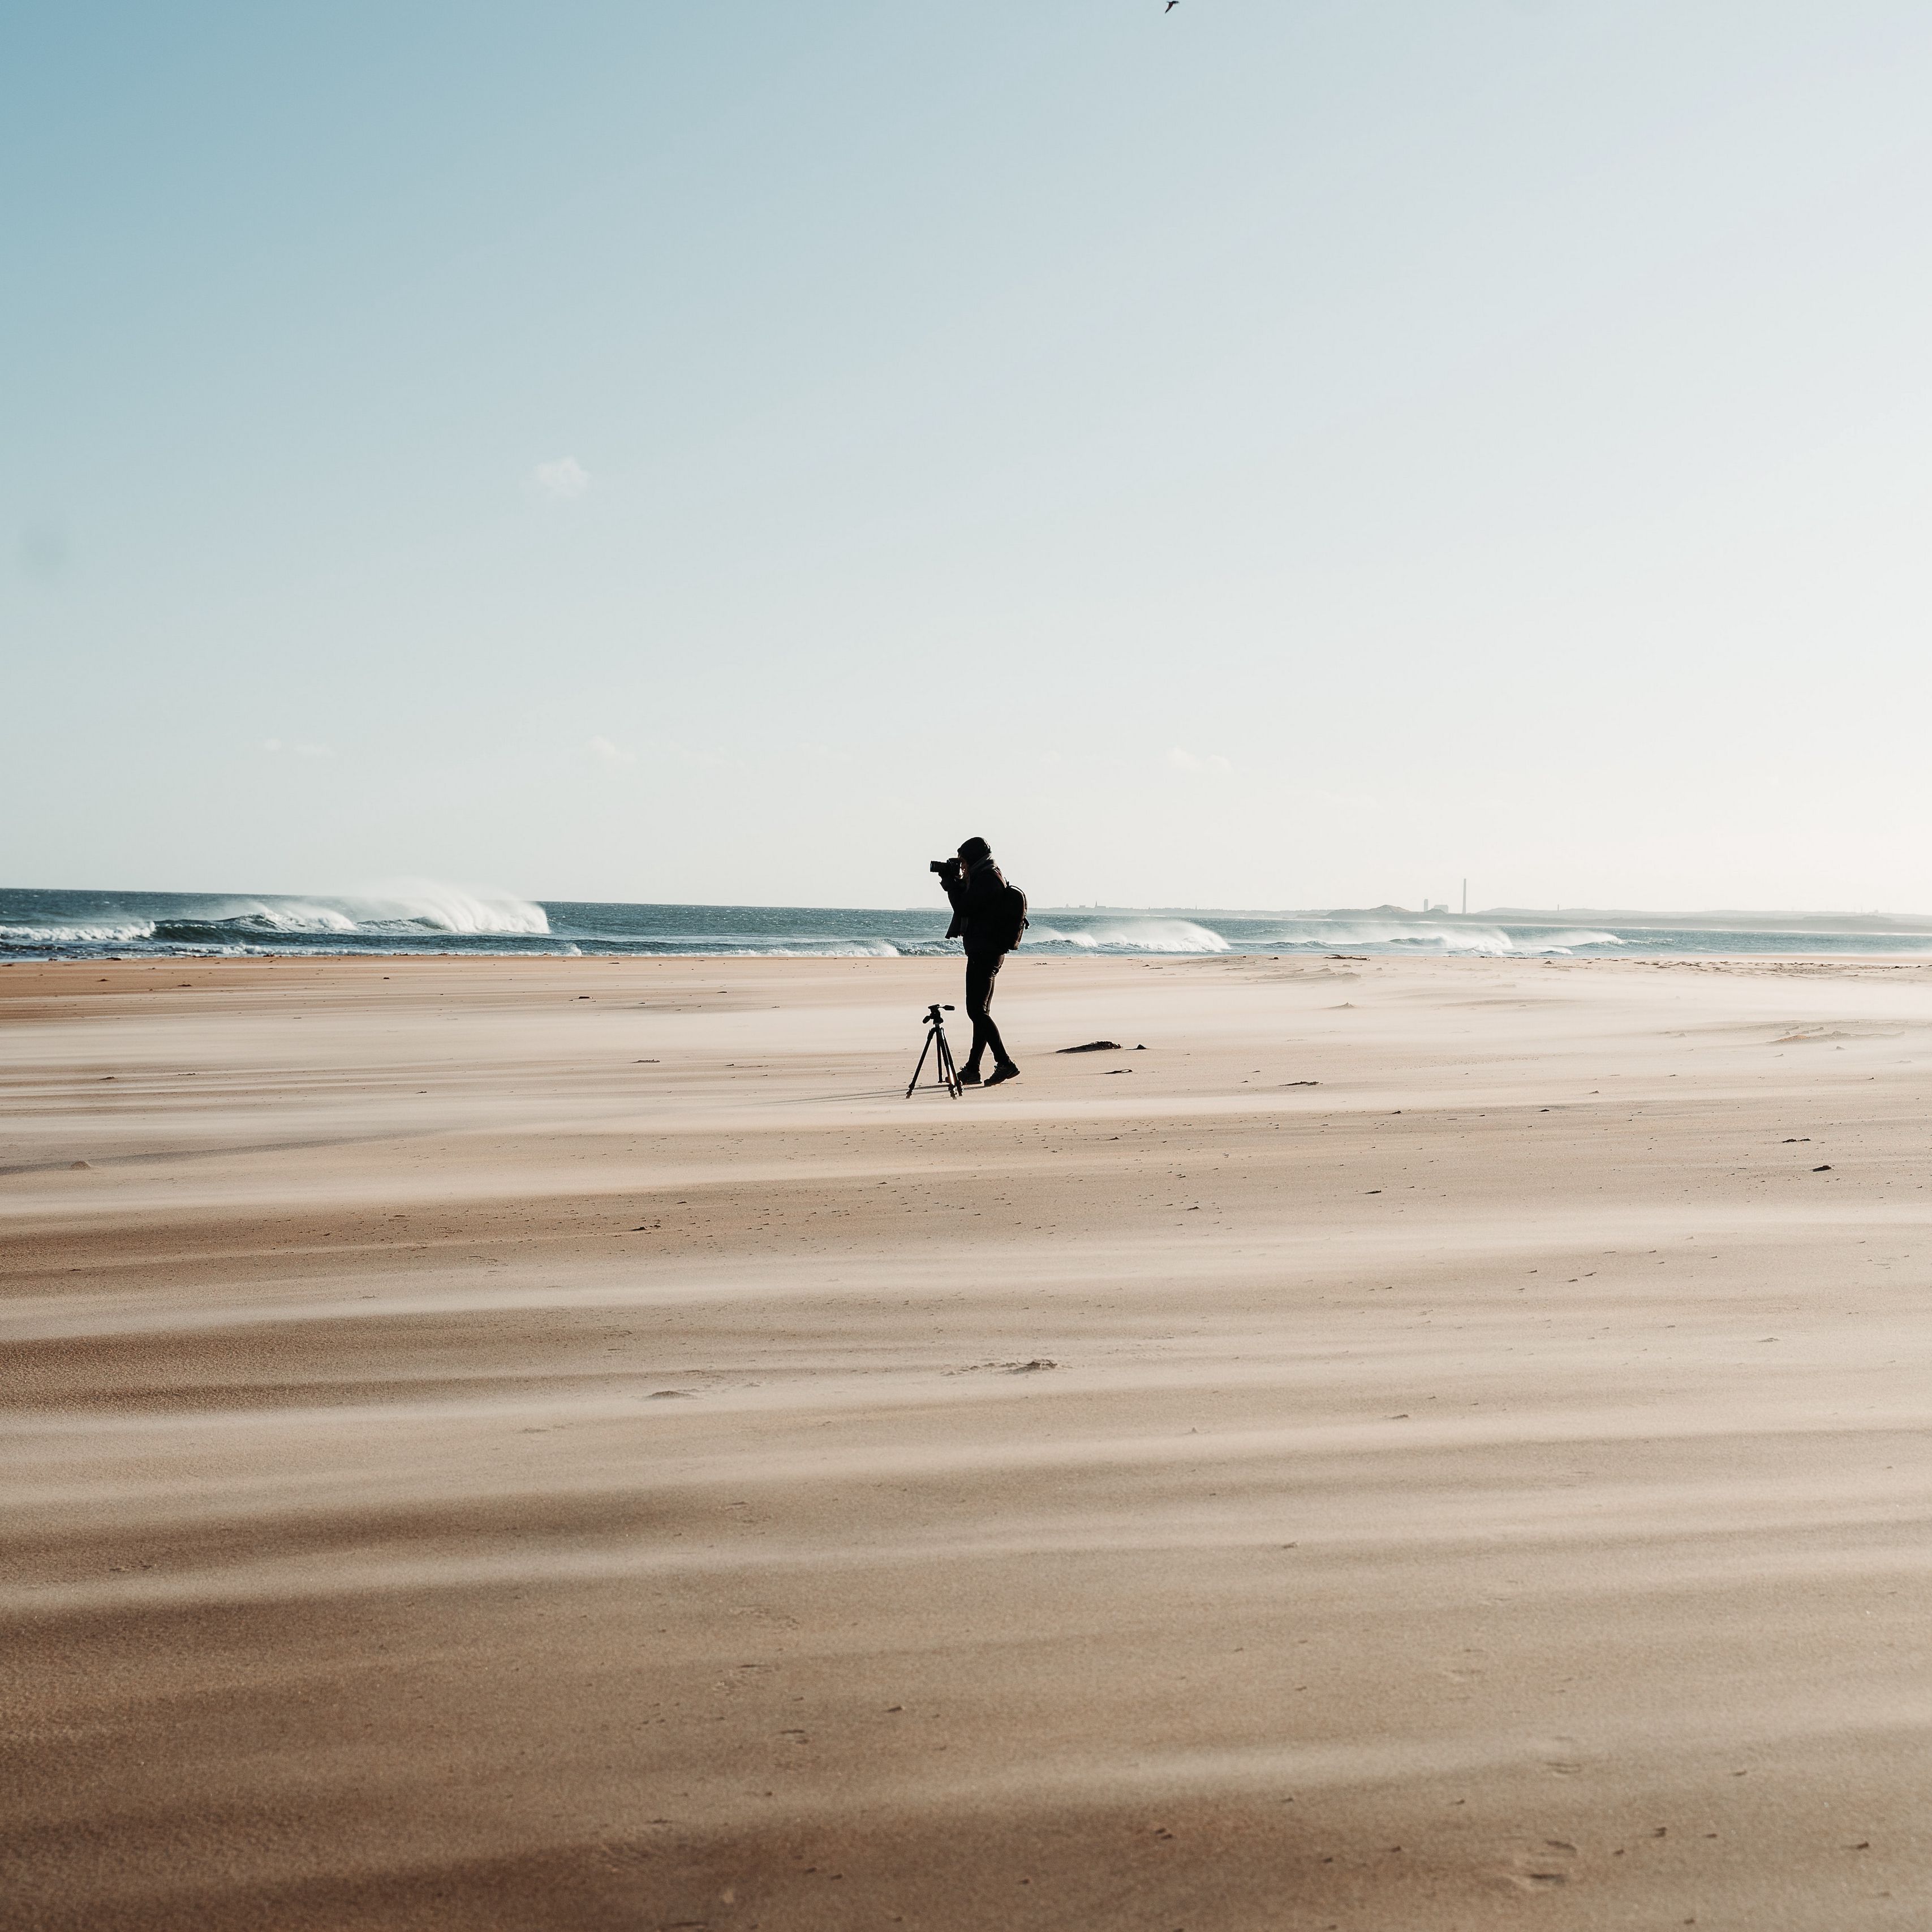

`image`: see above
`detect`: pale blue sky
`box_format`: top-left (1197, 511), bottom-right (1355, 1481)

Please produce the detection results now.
top-left (8, 2), bottom-right (1932, 910)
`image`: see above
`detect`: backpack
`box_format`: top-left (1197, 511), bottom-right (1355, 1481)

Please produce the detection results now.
top-left (998, 881), bottom-right (1029, 952)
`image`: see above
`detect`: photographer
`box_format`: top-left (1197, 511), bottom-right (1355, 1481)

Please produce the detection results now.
top-left (933, 837), bottom-right (1023, 1086)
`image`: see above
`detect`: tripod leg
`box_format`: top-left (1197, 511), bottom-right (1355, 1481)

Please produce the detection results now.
top-left (935, 1027), bottom-right (958, 1096)
top-left (906, 1029), bottom-right (935, 1099)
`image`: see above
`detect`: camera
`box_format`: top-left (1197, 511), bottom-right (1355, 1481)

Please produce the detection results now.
top-left (930, 858), bottom-right (954, 875)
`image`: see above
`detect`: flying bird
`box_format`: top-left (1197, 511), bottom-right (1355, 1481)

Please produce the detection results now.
top-left (1166, 1), bottom-right (1178, 10)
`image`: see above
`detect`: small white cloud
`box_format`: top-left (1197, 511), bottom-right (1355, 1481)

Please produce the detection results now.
top-left (1165, 746), bottom-right (1232, 774)
top-left (587, 735), bottom-right (634, 767)
top-left (532, 456), bottom-right (591, 500)
top-left (669, 740), bottom-right (739, 771)
top-left (262, 738), bottom-right (283, 752)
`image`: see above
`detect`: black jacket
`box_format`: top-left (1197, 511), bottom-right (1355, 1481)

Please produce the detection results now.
top-left (943, 857), bottom-right (1009, 957)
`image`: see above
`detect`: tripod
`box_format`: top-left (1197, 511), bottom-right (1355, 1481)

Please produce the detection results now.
top-left (905, 1002), bottom-right (963, 1099)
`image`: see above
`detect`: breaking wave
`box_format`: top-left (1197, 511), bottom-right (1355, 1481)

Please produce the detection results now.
top-left (331, 884), bottom-right (550, 935)
top-left (0, 884), bottom-right (551, 957)
top-left (1029, 920), bottom-right (1232, 953)
top-left (1253, 919), bottom-right (1626, 957)
top-left (1533, 929), bottom-right (1628, 950)
top-left (616, 939), bottom-right (914, 959)
top-left (0, 919), bottom-right (158, 945)
top-left (164, 900), bottom-right (360, 935)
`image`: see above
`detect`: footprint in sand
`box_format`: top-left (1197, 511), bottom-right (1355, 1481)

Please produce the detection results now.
top-left (1500, 1837), bottom-right (1579, 1892)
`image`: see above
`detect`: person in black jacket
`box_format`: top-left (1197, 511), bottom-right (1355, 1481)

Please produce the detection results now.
top-left (937, 836), bottom-right (1020, 1086)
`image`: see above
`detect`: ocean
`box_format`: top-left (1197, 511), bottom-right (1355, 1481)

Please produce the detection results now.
top-left (6, 885), bottom-right (1932, 963)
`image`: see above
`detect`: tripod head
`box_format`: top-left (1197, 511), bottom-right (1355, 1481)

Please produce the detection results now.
top-left (922, 1002), bottom-right (955, 1027)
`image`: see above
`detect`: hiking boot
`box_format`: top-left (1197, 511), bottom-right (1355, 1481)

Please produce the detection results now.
top-left (984, 1061), bottom-right (1021, 1087)
top-left (957, 1065), bottom-right (983, 1086)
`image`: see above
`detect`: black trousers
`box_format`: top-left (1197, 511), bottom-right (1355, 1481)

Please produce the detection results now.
top-left (964, 950), bottom-right (1010, 1069)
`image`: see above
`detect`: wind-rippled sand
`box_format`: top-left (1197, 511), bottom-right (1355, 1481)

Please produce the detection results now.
top-left (6, 950), bottom-right (1932, 1929)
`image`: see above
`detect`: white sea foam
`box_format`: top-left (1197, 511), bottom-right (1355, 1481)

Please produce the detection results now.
top-left (189, 900), bottom-right (360, 933)
top-left (1028, 920), bottom-right (1233, 954)
top-left (1526, 929), bottom-right (1626, 949)
top-left (0, 920), bottom-right (156, 944)
top-left (1260, 919), bottom-right (1625, 957)
top-left (685, 941), bottom-right (909, 958)
top-left (0, 882), bottom-right (552, 954)
top-left (333, 883), bottom-right (550, 935)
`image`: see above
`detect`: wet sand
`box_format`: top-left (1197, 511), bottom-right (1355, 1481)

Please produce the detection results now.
top-left (6, 949), bottom-right (1932, 1929)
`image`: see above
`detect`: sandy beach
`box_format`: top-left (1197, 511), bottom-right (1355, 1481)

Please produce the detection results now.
top-left (6, 948), bottom-right (1932, 1930)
